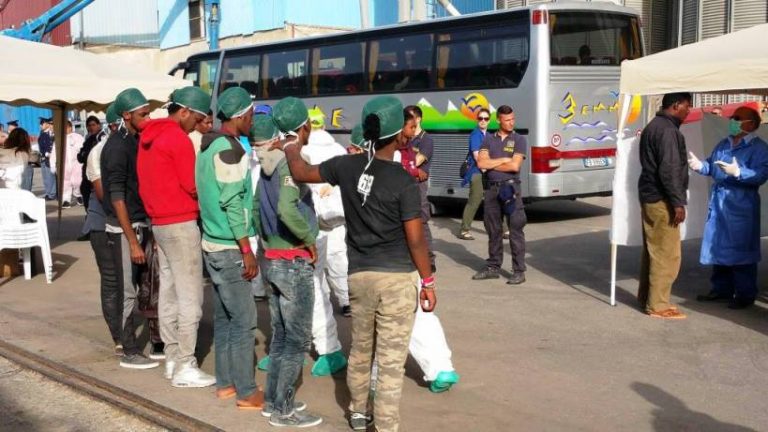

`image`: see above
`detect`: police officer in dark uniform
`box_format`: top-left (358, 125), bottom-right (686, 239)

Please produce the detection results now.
top-left (38, 117), bottom-right (57, 200)
top-left (471, 105), bottom-right (528, 284)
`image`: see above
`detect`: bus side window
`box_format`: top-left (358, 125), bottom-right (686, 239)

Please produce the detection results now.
top-left (369, 34), bottom-right (433, 93)
top-left (436, 22), bottom-right (529, 90)
top-left (219, 54), bottom-right (260, 97)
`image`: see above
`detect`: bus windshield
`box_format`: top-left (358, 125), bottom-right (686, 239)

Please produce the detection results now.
top-left (549, 12), bottom-right (641, 66)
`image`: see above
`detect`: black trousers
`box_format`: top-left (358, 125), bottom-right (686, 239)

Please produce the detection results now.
top-left (89, 230), bottom-right (122, 343)
top-left (483, 183), bottom-right (527, 273)
top-left (418, 181), bottom-right (435, 268)
top-left (80, 179), bottom-right (92, 210)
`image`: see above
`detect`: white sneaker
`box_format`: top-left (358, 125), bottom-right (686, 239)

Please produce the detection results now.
top-left (164, 360), bottom-right (176, 380)
top-left (171, 360), bottom-right (216, 388)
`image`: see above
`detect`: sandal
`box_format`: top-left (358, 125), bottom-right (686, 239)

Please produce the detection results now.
top-left (648, 308), bottom-right (687, 320)
top-left (457, 231), bottom-right (474, 240)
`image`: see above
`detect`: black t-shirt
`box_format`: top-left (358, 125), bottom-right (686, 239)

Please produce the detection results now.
top-left (480, 131), bottom-right (528, 182)
top-left (409, 131), bottom-right (434, 174)
top-left (319, 153), bottom-right (421, 274)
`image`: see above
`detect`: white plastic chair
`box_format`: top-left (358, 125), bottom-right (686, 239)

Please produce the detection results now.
top-left (0, 189), bottom-right (53, 283)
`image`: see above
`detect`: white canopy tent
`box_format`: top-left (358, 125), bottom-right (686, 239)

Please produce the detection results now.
top-left (0, 35), bottom-right (191, 231)
top-left (610, 23), bottom-right (768, 306)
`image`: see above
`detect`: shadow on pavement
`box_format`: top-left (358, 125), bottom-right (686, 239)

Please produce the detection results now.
top-left (525, 229), bottom-right (768, 336)
top-left (632, 382), bottom-right (757, 432)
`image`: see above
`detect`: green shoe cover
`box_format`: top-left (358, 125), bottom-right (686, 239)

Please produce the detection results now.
top-left (429, 370), bottom-right (460, 393)
top-left (311, 350), bottom-right (348, 376)
top-left (257, 355), bottom-right (270, 371)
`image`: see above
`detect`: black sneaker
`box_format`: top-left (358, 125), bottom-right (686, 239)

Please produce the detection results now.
top-left (119, 353), bottom-right (159, 369)
top-left (696, 292), bottom-right (732, 302)
top-left (149, 342), bottom-right (165, 360)
top-left (341, 305), bottom-right (352, 317)
top-left (76, 197), bottom-right (84, 206)
top-left (61, 201), bottom-right (71, 209)
top-left (507, 272), bottom-right (526, 285)
top-left (349, 412), bottom-right (373, 431)
top-left (472, 267), bottom-right (500, 280)
top-left (728, 298), bottom-right (754, 310)
top-left (269, 410), bottom-right (323, 428)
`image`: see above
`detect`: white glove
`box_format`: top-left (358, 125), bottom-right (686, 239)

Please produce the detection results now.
top-left (687, 152), bottom-right (703, 171)
top-left (715, 157), bottom-right (741, 178)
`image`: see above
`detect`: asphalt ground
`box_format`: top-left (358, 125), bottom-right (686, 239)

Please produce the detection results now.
top-left (1, 173), bottom-right (767, 431)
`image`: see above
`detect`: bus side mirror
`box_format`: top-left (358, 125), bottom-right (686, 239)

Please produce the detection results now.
top-left (168, 61), bottom-right (191, 76)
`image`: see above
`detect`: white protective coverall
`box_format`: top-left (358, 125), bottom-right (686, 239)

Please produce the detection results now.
top-left (391, 150), bottom-right (456, 382)
top-left (249, 145), bottom-right (268, 298)
top-left (301, 129), bottom-right (349, 355)
top-left (62, 132), bottom-right (84, 203)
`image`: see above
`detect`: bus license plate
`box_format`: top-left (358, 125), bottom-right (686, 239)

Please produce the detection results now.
top-left (583, 157), bottom-right (608, 168)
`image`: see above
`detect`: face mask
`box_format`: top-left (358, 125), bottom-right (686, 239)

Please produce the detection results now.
top-left (728, 119), bottom-right (744, 136)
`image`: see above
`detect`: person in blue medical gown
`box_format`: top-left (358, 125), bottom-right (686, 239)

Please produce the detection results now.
top-left (688, 106), bottom-right (768, 309)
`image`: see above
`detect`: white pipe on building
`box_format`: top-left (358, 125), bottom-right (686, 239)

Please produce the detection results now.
top-left (436, 0), bottom-right (461, 16)
top-left (359, 0), bottom-right (369, 28)
top-left (398, 0), bottom-right (410, 22)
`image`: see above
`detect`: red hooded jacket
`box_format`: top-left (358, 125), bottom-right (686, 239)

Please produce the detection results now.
top-left (137, 118), bottom-right (198, 226)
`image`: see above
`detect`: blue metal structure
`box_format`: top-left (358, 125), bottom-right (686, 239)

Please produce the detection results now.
top-left (0, 0), bottom-right (95, 41)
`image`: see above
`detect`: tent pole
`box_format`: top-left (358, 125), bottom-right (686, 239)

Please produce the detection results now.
top-left (610, 242), bottom-right (617, 306)
top-left (54, 105), bottom-right (66, 239)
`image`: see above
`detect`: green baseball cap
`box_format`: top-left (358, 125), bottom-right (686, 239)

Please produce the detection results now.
top-left (249, 115), bottom-right (279, 144)
top-left (105, 103), bottom-right (120, 124)
top-left (217, 87), bottom-right (253, 119)
top-left (361, 96), bottom-right (403, 140)
top-left (273, 97), bottom-right (309, 134)
top-left (114, 88), bottom-right (149, 115)
top-left (349, 123), bottom-right (368, 150)
top-left (308, 107), bottom-right (325, 129)
top-left (170, 86), bottom-right (211, 115)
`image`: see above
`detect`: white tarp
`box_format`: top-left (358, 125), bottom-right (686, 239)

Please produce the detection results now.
top-left (0, 35), bottom-right (190, 111)
top-left (620, 23), bottom-right (768, 97)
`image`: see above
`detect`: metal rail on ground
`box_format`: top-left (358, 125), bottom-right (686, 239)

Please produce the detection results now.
top-left (0, 339), bottom-right (223, 432)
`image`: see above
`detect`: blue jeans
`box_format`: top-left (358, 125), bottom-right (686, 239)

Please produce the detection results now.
top-left (41, 161), bottom-right (57, 198)
top-left (204, 249), bottom-right (258, 399)
top-left (21, 165), bottom-right (33, 192)
top-left (263, 258), bottom-right (314, 415)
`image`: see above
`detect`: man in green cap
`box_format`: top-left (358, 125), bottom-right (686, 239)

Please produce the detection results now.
top-left (273, 95), bottom-right (436, 432)
top-left (137, 86), bottom-right (215, 388)
top-left (347, 123), bottom-right (368, 154)
top-left (254, 97), bottom-right (322, 428)
top-left (100, 87), bottom-right (158, 369)
top-left (82, 103), bottom-right (124, 356)
top-left (196, 86), bottom-right (264, 410)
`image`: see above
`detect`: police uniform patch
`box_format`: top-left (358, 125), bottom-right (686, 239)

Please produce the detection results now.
top-left (503, 140), bottom-right (516, 154)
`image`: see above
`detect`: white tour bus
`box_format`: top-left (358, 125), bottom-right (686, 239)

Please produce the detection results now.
top-left (176, 2), bottom-right (645, 202)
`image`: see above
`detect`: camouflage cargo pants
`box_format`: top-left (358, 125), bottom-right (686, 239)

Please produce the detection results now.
top-left (347, 271), bottom-right (418, 432)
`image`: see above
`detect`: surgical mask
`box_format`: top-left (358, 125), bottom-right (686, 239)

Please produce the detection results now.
top-left (728, 119), bottom-right (744, 136)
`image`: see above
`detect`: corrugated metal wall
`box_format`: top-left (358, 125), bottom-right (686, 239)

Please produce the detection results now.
top-left (732, 0), bottom-right (768, 31)
top-left (680, 0), bottom-right (698, 45)
top-left (0, 0), bottom-right (71, 45)
top-left (289, 0), bottom-right (361, 27)
top-left (71, 0), bottom-right (160, 48)
top-left (700, 0), bottom-right (728, 40)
